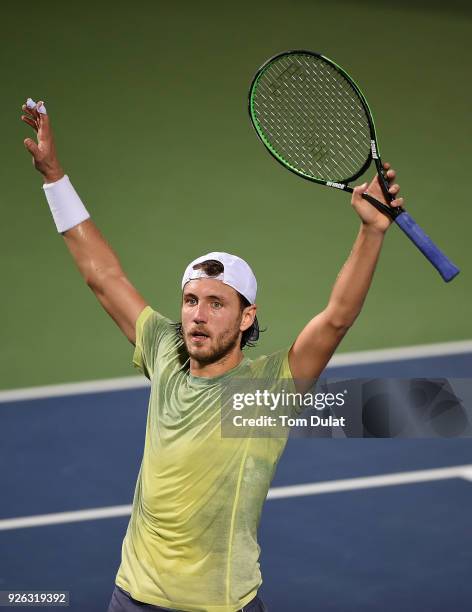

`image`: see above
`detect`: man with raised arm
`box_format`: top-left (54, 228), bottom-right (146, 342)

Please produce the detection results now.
top-left (21, 98), bottom-right (403, 612)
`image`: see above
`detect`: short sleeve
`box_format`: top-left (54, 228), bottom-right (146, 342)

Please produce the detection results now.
top-left (249, 349), bottom-right (304, 417)
top-left (250, 348), bottom-right (293, 382)
top-left (132, 306), bottom-right (174, 380)
top-left (278, 350), bottom-right (294, 381)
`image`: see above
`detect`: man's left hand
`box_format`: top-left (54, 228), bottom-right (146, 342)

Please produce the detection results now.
top-left (351, 162), bottom-right (404, 233)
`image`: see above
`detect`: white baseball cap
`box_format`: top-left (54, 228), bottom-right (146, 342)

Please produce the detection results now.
top-left (181, 252), bottom-right (257, 304)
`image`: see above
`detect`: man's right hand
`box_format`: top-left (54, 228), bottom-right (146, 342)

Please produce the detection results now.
top-left (21, 99), bottom-right (64, 183)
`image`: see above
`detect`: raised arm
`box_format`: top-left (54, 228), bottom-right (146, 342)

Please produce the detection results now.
top-left (288, 163), bottom-right (403, 387)
top-left (21, 99), bottom-right (147, 344)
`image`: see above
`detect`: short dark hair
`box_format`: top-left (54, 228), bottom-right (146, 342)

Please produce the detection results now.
top-left (181, 259), bottom-right (262, 349)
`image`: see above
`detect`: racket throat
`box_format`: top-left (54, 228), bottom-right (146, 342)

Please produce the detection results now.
top-left (343, 185), bottom-right (403, 220)
top-left (361, 192), bottom-right (403, 219)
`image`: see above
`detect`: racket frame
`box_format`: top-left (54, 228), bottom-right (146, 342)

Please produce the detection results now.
top-left (248, 49), bottom-right (400, 219)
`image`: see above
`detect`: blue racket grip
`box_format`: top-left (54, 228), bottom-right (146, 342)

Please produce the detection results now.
top-left (395, 212), bottom-right (460, 282)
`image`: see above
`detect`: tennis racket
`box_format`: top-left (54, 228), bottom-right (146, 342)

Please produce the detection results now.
top-left (248, 50), bottom-right (460, 283)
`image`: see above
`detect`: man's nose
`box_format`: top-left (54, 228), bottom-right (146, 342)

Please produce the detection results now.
top-left (193, 303), bottom-right (208, 323)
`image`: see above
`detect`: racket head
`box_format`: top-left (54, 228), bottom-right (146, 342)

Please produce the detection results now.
top-left (248, 50), bottom-right (379, 186)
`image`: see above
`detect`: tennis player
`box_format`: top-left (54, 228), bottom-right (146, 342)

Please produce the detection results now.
top-left (21, 99), bottom-right (403, 612)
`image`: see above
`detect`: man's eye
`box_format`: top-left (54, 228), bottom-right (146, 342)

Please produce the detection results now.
top-left (212, 302), bottom-right (222, 309)
top-left (186, 298), bottom-right (197, 305)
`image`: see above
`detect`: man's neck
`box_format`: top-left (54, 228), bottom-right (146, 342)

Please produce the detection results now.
top-left (190, 349), bottom-right (244, 379)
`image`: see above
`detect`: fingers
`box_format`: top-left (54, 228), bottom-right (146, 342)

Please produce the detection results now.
top-left (353, 182), bottom-right (369, 197)
top-left (23, 137), bottom-right (40, 157)
top-left (383, 162), bottom-right (397, 183)
top-left (24, 98), bottom-right (39, 119)
top-left (25, 97), bottom-right (47, 115)
top-left (26, 97), bottom-right (37, 110)
top-left (383, 161), bottom-right (404, 206)
top-left (21, 115), bottom-right (38, 131)
top-left (36, 102), bottom-right (49, 135)
top-left (388, 182), bottom-right (403, 207)
top-left (22, 104), bottom-right (37, 123)
top-left (21, 98), bottom-right (51, 142)
top-left (391, 197), bottom-right (404, 208)
top-left (21, 100), bottom-right (40, 132)
top-left (21, 98), bottom-right (48, 124)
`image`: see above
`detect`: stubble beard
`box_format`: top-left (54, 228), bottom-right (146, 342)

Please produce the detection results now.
top-left (183, 324), bottom-right (241, 366)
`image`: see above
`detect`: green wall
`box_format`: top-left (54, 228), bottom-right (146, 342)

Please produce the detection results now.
top-left (2, 0), bottom-right (470, 389)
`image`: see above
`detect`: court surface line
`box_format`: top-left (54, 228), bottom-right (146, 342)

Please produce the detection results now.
top-left (1, 339), bottom-right (471, 404)
top-left (1, 464), bottom-right (471, 532)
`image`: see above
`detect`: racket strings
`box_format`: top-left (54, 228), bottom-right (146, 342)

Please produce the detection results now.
top-left (251, 54), bottom-right (371, 182)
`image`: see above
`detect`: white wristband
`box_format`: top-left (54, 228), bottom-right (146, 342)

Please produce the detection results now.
top-left (42, 175), bottom-right (90, 233)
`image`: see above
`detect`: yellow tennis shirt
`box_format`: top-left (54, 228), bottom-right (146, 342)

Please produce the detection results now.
top-left (115, 306), bottom-right (294, 612)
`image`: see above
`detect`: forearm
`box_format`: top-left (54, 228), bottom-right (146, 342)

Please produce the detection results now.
top-left (326, 223), bottom-right (385, 328)
top-left (41, 173), bottom-right (125, 288)
top-left (64, 218), bottom-right (147, 342)
top-left (62, 204), bottom-right (147, 343)
top-left (63, 219), bottom-right (125, 289)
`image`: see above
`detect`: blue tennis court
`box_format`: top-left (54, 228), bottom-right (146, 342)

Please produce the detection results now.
top-left (1, 345), bottom-right (471, 611)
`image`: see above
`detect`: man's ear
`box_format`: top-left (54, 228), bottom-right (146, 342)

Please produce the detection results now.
top-left (240, 304), bottom-right (257, 332)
